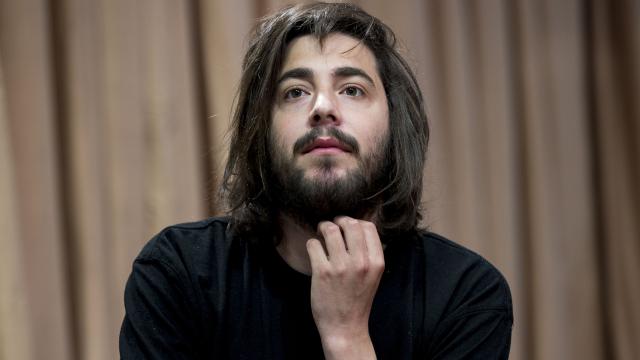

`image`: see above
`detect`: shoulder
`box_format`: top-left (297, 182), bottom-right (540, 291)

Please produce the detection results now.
top-left (416, 232), bottom-right (513, 357)
top-left (122, 218), bottom-right (234, 357)
top-left (135, 217), bottom-right (234, 268)
top-left (374, 231), bottom-right (513, 357)
top-left (422, 231), bottom-right (511, 311)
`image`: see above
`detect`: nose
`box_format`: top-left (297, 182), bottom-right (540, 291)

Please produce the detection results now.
top-left (309, 92), bottom-right (341, 127)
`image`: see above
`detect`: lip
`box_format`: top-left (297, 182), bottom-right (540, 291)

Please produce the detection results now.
top-left (301, 137), bottom-right (352, 154)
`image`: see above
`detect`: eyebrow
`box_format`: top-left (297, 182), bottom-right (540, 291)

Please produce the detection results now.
top-left (277, 67), bottom-right (313, 85)
top-left (334, 66), bottom-right (376, 87)
top-left (277, 66), bottom-right (376, 88)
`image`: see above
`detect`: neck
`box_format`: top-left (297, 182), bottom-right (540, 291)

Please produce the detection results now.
top-left (276, 214), bottom-right (318, 275)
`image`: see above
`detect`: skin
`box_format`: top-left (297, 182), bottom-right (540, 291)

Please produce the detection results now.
top-left (271, 33), bottom-right (389, 360)
top-left (271, 33), bottom-right (390, 182)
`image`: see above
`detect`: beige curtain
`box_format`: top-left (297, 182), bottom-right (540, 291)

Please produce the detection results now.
top-left (0, 0), bottom-right (638, 359)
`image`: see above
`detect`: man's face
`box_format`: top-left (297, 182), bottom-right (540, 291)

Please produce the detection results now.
top-left (269, 33), bottom-right (390, 224)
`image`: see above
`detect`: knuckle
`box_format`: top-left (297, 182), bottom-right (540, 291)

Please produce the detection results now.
top-left (325, 223), bottom-right (340, 234)
top-left (318, 221), bottom-right (331, 231)
top-left (334, 216), bottom-right (348, 225)
top-left (337, 217), bottom-right (359, 229)
top-left (306, 238), bottom-right (318, 248)
top-left (370, 257), bottom-right (385, 271)
top-left (335, 215), bottom-right (353, 223)
top-left (355, 260), bottom-right (369, 276)
top-left (332, 263), bottom-right (347, 276)
top-left (340, 218), bottom-right (358, 231)
top-left (362, 221), bottom-right (377, 232)
top-left (316, 266), bottom-right (331, 279)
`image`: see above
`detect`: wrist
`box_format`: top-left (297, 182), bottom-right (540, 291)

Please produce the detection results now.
top-left (320, 330), bottom-right (376, 360)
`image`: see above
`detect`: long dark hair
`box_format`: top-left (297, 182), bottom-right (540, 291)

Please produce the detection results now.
top-left (222, 2), bottom-right (429, 242)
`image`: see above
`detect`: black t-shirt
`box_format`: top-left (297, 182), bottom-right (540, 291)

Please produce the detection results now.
top-left (120, 217), bottom-right (512, 359)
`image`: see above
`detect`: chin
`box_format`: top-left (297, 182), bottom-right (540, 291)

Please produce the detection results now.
top-left (304, 166), bottom-right (350, 181)
top-left (303, 157), bottom-right (356, 177)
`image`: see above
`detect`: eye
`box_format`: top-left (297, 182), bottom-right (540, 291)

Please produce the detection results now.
top-left (342, 86), bottom-right (364, 97)
top-left (284, 88), bottom-right (308, 100)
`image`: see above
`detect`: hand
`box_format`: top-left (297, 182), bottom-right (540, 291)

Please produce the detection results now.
top-left (306, 216), bottom-right (385, 359)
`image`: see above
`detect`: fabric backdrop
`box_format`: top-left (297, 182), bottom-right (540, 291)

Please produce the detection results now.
top-left (0, 0), bottom-right (638, 359)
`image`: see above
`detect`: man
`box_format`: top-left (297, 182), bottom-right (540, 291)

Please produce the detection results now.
top-left (120, 3), bottom-right (513, 359)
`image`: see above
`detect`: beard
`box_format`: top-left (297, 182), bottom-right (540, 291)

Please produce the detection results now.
top-left (269, 127), bottom-right (390, 230)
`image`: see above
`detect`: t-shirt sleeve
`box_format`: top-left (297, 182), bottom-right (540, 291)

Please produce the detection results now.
top-left (429, 307), bottom-right (512, 359)
top-left (428, 265), bottom-right (513, 360)
top-left (119, 243), bottom-right (200, 359)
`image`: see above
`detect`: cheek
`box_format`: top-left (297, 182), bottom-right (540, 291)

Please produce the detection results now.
top-left (271, 117), bottom-right (301, 153)
top-left (366, 106), bottom-right (389, 137)
top-left (361, 117), bottom-right (389, 154)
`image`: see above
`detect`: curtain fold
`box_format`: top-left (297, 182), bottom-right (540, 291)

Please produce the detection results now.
top-left (515, 0), bottom-right (603, 358)
top-left (0, 51), bottom-right (32, 360)
top-left (52, 0), bottom-right (206, 358)
top-left (591, 0), bottom-right (640, 359)
top-left (0, 0), bottom-right (73, 359)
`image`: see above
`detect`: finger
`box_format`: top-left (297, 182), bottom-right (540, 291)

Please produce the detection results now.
top-left (334, 216), bottom-right (366, 256)
top-left (317, 221), bottom-right (348, 262)
top-left (361, 221), bottom-right (384, 265)
top-left (306, 238), bottom-right (329, 273)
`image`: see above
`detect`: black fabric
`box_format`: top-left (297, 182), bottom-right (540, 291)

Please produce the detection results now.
top-left (120, 217), bottom-right (513, 359)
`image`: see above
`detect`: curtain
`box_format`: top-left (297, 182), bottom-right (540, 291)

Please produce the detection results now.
top-left (0, 0), bottom-right (637, 359)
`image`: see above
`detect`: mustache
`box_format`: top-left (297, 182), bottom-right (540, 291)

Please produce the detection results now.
top-left (292, 127), bottom-right (360, 155)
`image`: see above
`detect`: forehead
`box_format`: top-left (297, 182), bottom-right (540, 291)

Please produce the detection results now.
top-left (279, 33), bottom-right (380, 78)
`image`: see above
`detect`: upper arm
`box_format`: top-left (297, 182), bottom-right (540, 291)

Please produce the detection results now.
top-left (427, 267), bottom-right (513, 360)
top-left (119, 256), bottom-right (199, 359)
top-left (429, 307), bottom-right (513, 359)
